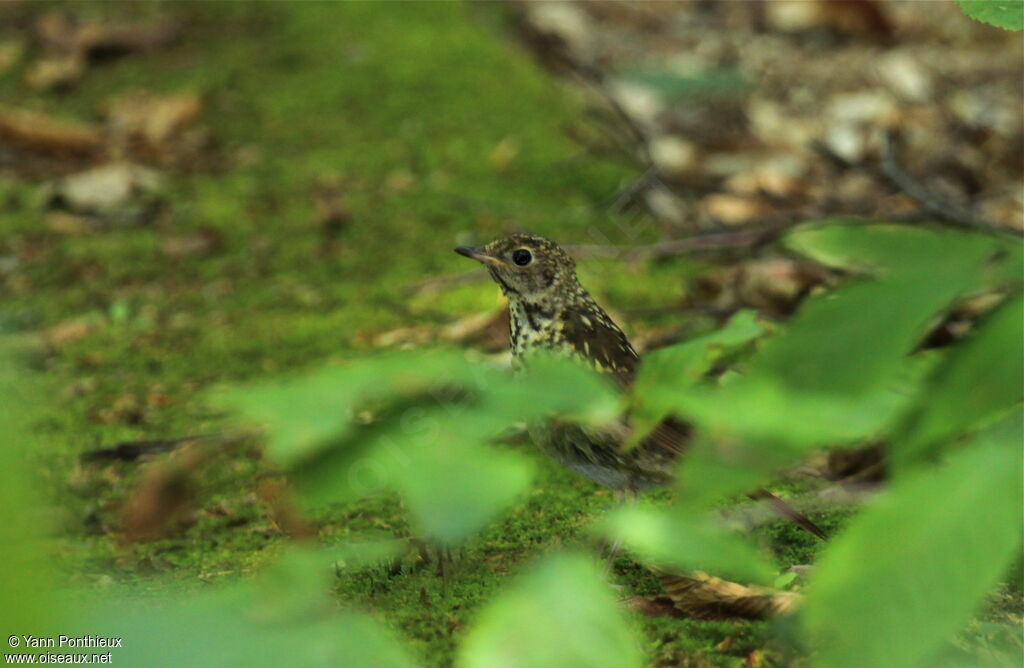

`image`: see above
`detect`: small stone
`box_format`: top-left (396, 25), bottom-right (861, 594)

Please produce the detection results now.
top-left (47, 162), bottom-right (162, 216)
top-left (824, 123), bottom-right (866, 163)
top-left (644, 187), bottom-right (688, 225)
top-left (701, 193), bottom-right (771, 226)
top-left (877, 53), bottom-right (932, 103)
top-left (828, 91), bottom-right (897, 125)
top-left (765, 0), bottom-right (823, 32)
top-left (650, 135), bottom-right (699, 176)
top-left (609, 80), bottom-right (663, 131)
top-left (527, 3), bottom-right (593, 53)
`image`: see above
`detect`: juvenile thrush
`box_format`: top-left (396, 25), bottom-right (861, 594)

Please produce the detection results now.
top-left (455, 234), bottom-right (825, 538)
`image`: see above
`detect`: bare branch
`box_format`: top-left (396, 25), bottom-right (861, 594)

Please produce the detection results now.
top-left (811, 131), bottom-right (1019, 238)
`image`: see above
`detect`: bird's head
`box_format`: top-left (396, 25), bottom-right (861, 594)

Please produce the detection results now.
top-left (454, 234), bottom-right (579, 303)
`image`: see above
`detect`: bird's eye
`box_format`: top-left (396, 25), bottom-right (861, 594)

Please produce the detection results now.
top-left (512, 249), bottom-right (532, 266)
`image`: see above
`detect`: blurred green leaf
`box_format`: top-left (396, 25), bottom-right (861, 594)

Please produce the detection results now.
top-left (491, 351), bottom-right (621, 426)
top-left (897, 294), bottom-right (1023, 465)
top-left (803, 418), bottom-right (1024, 668)
top-left (217, 349), bottom-right (480, 467)
top-left (603, 504), bottom-right (776, 585)
top-left (0, 340), bottom-right (58, 638)
top-left (629, 310), bottom-right (763, 445)
top-left (785, 223), bottom-right (998, 277)
top-left (395, 439), bottom-right (533, 543)
top-left (773, 572), bottom-right (798, 590)
top-left (224, 349), bottom-right (616, 542)
top-left (85, 548), bottom-right (416, 667)
top-left (663, 222), bottom-right (994, 500)
top-left (618, 67), bottom-right (749, 100)
top-left (630, 311), bottom-right (761, 393)
top-left (671, 355), bottom-right (934, 505)
top-left (956, 0), bottom-right (1024, 30)
top-left (458, 553), bottom-right (643, 668)
top-left (679, 370), bottom-right (919, 449)
top-left (759, 226), bottom-right (996, 395)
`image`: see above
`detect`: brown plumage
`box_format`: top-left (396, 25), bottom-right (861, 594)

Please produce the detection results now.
top-left (455, 234), bottom-right (825, 539)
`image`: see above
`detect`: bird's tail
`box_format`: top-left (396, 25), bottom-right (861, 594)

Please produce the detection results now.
top-left (748, 487), bottom-right (828, 540)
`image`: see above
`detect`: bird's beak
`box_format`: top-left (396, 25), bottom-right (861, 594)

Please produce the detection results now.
top-left (454, 246), bottom-right (505, 268)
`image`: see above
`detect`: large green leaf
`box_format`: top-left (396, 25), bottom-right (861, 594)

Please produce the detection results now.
top-left (82, 549), bottom-right (416, 667)
top-left (785, 223), bottom-right (999, 277)
top-left (896, 294), bottom-right (1024, 465)
top-left (757, 219), bottom-right (995, 394)
top-left (395, 438), bottom-right (533, 543)
top-left (602, 504), bottom-right (776, 585)
top-left (217, 349), bottom-right (488, 467)
top-left (655, 223), bottom-right (994, 500)
top-left (458, 553), bottom-right (643, 668)
top-left (668, 354), bottom-right (935, 506)
top-left (956, 0), bottom-right (1024, 30)
top-left (803, 418), bottom-right (1023, 668)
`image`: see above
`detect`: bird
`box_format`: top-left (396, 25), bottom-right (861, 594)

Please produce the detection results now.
top-left (454, 233), bottom-right (826, 538)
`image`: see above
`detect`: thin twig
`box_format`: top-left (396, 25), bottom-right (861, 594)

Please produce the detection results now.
top-left (403, 269), bottom-right (489, 296)
top-left (878, 129), bottom-right (1007, 234)
top-left (556, 50), bottom-right (698, 228)
top-left (567, 225), bottom-right (788, 261)
top-left (811, 131), bottom-right (1018, 237)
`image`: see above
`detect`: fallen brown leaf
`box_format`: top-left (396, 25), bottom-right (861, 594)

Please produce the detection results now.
top-left (101, 91), bottom-right (202, 156)
top-left (23, 53), bottom-right (84, 91)
top-left (654, 570), bottom-right (800, 620)
top-left (0, 105), bottom-right (104, 159)
top-left (36, 11), bottom-right (180, 60)
top-left (701, 194), bottom-right (774, 227)
top-left (42, 316), bottom-right (99, 346)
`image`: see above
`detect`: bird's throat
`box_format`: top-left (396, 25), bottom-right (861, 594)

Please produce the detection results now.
top-left (507, 296), bottom-right (563, 360)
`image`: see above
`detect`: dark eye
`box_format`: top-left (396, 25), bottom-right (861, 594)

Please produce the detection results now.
top-left (512, 249), bottom-right (532, 266)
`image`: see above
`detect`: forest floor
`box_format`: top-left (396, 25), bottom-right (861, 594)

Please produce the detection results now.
top-left (1, 2), bottom-right (1019, 666)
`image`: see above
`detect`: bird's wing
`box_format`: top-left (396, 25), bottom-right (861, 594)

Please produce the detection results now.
top-left (561, 310), bottom-right (640, 387)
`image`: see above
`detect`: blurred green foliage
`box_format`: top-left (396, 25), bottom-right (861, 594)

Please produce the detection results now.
top-left (621, 222), bottom-right (1023, 666)
top-left (4, 218), bottom-right (1021, 666)
top-left (956, 1), bottom-right (1024, 30)
top-left (2, 3), bottom-right (1021, 666)
top-left (220, 350), bottom-right (618, 543)
top-left (458, 553), bottom-right (643, 668)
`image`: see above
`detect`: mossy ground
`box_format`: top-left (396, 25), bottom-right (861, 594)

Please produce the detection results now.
top-left (2, 3), bottom-right (984, 666)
